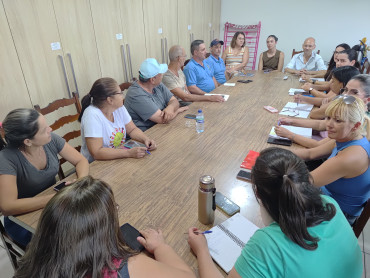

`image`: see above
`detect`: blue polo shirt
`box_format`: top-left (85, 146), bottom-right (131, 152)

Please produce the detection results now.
top-left (205, 55), bottom-right (226, 84)
top-left (183, 58), bottom-right (215, 93)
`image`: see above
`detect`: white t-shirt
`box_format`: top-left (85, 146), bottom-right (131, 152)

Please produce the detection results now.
top-left (81, 105), bottom-right (132, 162)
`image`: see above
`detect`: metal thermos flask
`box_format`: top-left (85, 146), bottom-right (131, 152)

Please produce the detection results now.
top-left (198, 175), bottom-right (216, 225)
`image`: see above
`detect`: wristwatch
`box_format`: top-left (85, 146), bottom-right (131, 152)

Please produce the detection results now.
top-left (309, 87), bottom-right (313, 94)
top-left (312, 80), bottom-right (316, 84)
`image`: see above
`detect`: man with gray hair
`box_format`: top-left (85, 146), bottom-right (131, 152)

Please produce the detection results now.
top-left (162, 45), bottom-right (224, 105)
top-left (285, 37), bottom-right (326, 76)
top-left (183, 40), bottom-right (218, 94)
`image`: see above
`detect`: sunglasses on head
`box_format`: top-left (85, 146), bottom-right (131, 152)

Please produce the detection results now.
top-left (333, 94), bottom-right (356, 104)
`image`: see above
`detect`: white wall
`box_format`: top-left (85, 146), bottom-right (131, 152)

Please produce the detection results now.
top-left (220, 0), bottom-right (370, 67)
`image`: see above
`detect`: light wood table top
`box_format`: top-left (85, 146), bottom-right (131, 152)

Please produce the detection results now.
top-left (12, 71), bottom-right (301, 276)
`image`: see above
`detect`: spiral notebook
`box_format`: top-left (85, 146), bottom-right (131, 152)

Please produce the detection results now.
top-left (205, 213), bottom-right (259, 273)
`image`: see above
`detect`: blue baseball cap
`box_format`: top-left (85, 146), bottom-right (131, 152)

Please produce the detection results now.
top-left (210, 39), bottom-right (224, 47)
top-left (139, 58), bottom-right (168, 79)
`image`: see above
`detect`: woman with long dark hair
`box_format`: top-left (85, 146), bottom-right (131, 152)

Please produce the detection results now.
top-left (187, 148), bottom-right (362, 278)
top-left (79, 78), bottom-right (156, 163)
top-left (0, 108), bottom-right (89, 247)
top-left (15, 176), bottom-right (195, 278)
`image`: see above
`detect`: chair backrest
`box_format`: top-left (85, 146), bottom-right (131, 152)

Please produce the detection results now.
top-left (0, 220), bottom-right (25, 270)
top-left (361, 58), bottom-right (370, 74)
top-left (353, 199), bottom-right (370, 238)
top-left (34, 92), bottom-right (82, 180)
top-left (119, 82), bottom-right (133, 105)
top-left (291, 49), bottom-right (320, 58)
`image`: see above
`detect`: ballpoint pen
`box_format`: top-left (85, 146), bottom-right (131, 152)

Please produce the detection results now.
top-left (184, 230), bottom-right (213, 235)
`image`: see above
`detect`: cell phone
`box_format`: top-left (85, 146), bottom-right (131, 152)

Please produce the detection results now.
top-left (124, 140), bottom-right (146, 149)
top-left (237, 170), bottom-right (252, 181)
top-left (237, 80), bottom-right (252, 83)
top-left (267, 137), bottom-right (292, 146)
top-left (215, 192), bottom-right (240, 216)
top-left (54, 181), bottom-right (67, 192)
top-left (184, 114), bottom-right (196, 119)
top-left (120, 223), bottom-right (145, 251)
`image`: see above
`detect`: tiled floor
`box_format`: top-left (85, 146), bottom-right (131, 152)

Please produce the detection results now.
top-left (1, 217), bottom-right (370, 277)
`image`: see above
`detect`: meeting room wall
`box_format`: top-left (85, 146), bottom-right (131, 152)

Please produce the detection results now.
top-left (220, 0), bottom-right (370, 67)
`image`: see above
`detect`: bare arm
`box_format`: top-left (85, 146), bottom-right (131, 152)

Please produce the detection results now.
top-left (230, 47), bottom-right (249, 72)
top-left (277, 52), bottom-right (285, 72)
top-left (309, 103), bottom-right (329, 119)
top-left (126, 121), bottom-right (156, 151)
top-left (284, 67), bottom-right (299, 74)
top-left (302, 70), bottom-right (326, 77)
top-left (132, 229), bottom-right (195, 278)
top-left (311, 146), bottom-right (369, 187)
top-left (0, 174), bottom-right (54, 216)
top-left (258, 53), bottom-right (263, 70)
top-left (278, 117), bottom-right (327, 131)
top-left (170, 87), bottom-right (224, 102)
top-left (58, 143), bottom-right (89, 178)
top-left (187, 85), bottom-right (207, 95)
top-left (294, 95), bottom-right (324, 107)
top-left (293, 139), bottom-right (335, 161)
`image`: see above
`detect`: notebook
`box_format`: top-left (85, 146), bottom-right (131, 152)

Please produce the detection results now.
top-left (279, 102), bottom-right (313, 118)
top-left (269, 125), bottom-right (312, 139)
top-left (205, 213), bottom-right (259, 273)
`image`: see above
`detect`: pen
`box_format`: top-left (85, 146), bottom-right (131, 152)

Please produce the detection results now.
top-left (146, 150), bottom-right (151, 155)
top-left (184, 230), bottom-right (213, 235)
top-left (277, 120), bottom-right (281, 126)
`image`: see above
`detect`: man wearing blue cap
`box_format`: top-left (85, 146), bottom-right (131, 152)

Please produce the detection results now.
top-left (205, 39), bottom-right (226, 85)
top-left (124, 58), bottom-right (189, 132)
top-left (184, 40), bottom-right (218, 94)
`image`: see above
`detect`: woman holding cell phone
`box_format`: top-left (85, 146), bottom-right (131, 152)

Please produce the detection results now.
top-left (79, 78), bottom-right (156, 163)
top-left (14, 176), bottom-right (196, 278)
top-left (0, 108), bottom-right (89, 247)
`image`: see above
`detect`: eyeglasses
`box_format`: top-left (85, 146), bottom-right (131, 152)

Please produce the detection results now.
top-left (110, 91), bottom-right (124, 97)
top-left (281, 107), bottom-right (299, 117)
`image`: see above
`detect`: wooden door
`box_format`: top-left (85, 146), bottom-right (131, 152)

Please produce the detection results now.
top-left (162, 0), bottom-right (178, 64)
top-left (120, 0), bottom-right (147, 80)
top-left (190, 0), bottom-right (204, 43)
top-left (52, 0), bottom-right (101, 97)
top-left (3, 0), bottom-right (69, 107)
top-left (177, 0), bottom-right (193, 55)
top-left (0, 3), bottom-right (32, 120)
top-left (212, 0), bottom-right (221, 41)
top-left (90, 0), bottom-right (128, 84)
top-left (142, 0), bottom-right (164, 63)
top-left (202, 0), bottom-right (213, 49)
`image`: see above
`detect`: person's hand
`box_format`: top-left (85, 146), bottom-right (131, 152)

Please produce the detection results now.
top-left (128, 147), bottom-right (147, 158)
top-left (278, 117), bottom-right (294, 126)
top-left (298, 69), bottom-right (308, 76)
top-left (293, 94), bottom-right (305, 104)
top-left (137, 228), bottom-right (166, 254)
top-left (301, 83), bottom-right (311, 91)
top-left (274, 125), bottom-right (293, 140)
top-left (162, 107), bottom-right (176, 123)
top-left (210, 95), bottom-right (225, 102)
top-left (65, 179), bottom-right (76, 186)
top-left (178, 106), bottom-right (189, 113)
top-left (187, 227), bottom-right (209, 257)
top-left (300, 74), bottom-right (312, 82)
top-left (144, 138), bottom-right (157, 151)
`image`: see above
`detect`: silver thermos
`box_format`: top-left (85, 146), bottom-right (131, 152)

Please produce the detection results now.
top-left (198, 175), bottom-right (216, 225)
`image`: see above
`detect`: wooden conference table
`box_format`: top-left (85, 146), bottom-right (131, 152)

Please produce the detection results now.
top-left (12, 71), bottom-right (301, 276)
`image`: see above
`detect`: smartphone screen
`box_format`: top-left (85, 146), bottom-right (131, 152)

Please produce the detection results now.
top-left (54, 181), bottom-right (67, 192)
top-left (120, 223), bottom-right (145, 251)
top-left (215, 192), bottom-right (240, 216)
top-left (267, 137), bottom-right (292, 146)
top-left (237, 170), bottom-right (252, 181)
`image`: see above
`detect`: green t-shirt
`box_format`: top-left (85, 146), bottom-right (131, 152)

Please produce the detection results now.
top-left (234, 195), bottom-right (362, 278)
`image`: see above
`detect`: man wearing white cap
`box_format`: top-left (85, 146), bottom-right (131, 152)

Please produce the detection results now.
top-left (124, 58), bottom-right (189, 131)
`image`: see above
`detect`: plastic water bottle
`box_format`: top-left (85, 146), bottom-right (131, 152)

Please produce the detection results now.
top-left (196, 109), bottom-right (204, 133)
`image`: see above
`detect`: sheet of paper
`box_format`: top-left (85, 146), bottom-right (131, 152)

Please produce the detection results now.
top-left (223, 83), bottom-right (235, 86)
top-left (288, 88), bottom-right (306, 96)
top-left (207, 94), bottom-right (230, 101)
top-left (284, 102), bottom-right (314, 111)
top-left (270, 125), bottom-right (312, 139)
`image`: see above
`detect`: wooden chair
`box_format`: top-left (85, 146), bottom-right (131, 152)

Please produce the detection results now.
top-left (0, 220), bottom-right (25, 270)
top-left (291, 49), bottom-right (320, 58)
top-left (34, 92), bottom-right (82, 180)
top-left (353, 199), bottom-right (370, 238)
top-left (360, 58), bottom-right (370, 74)
top-left (119, 82), bottom-right (133, 105)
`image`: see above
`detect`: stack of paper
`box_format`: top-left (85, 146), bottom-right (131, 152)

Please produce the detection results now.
top-left (279, 102), bottom-right (314, 118)
top-left (270, 125), bottom-right (312, 139)
top-left (207, 94), bottom-right (230, 101)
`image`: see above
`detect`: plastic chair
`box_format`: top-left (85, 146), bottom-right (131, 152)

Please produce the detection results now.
top-left (34, 92), bottom-right (82, 180)
top-left (0, 220), bottom-right (25, 270)
top-left (291, 49), bottom-right (320, 58)
top-left (353, 199), bottom-right (370, 238)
